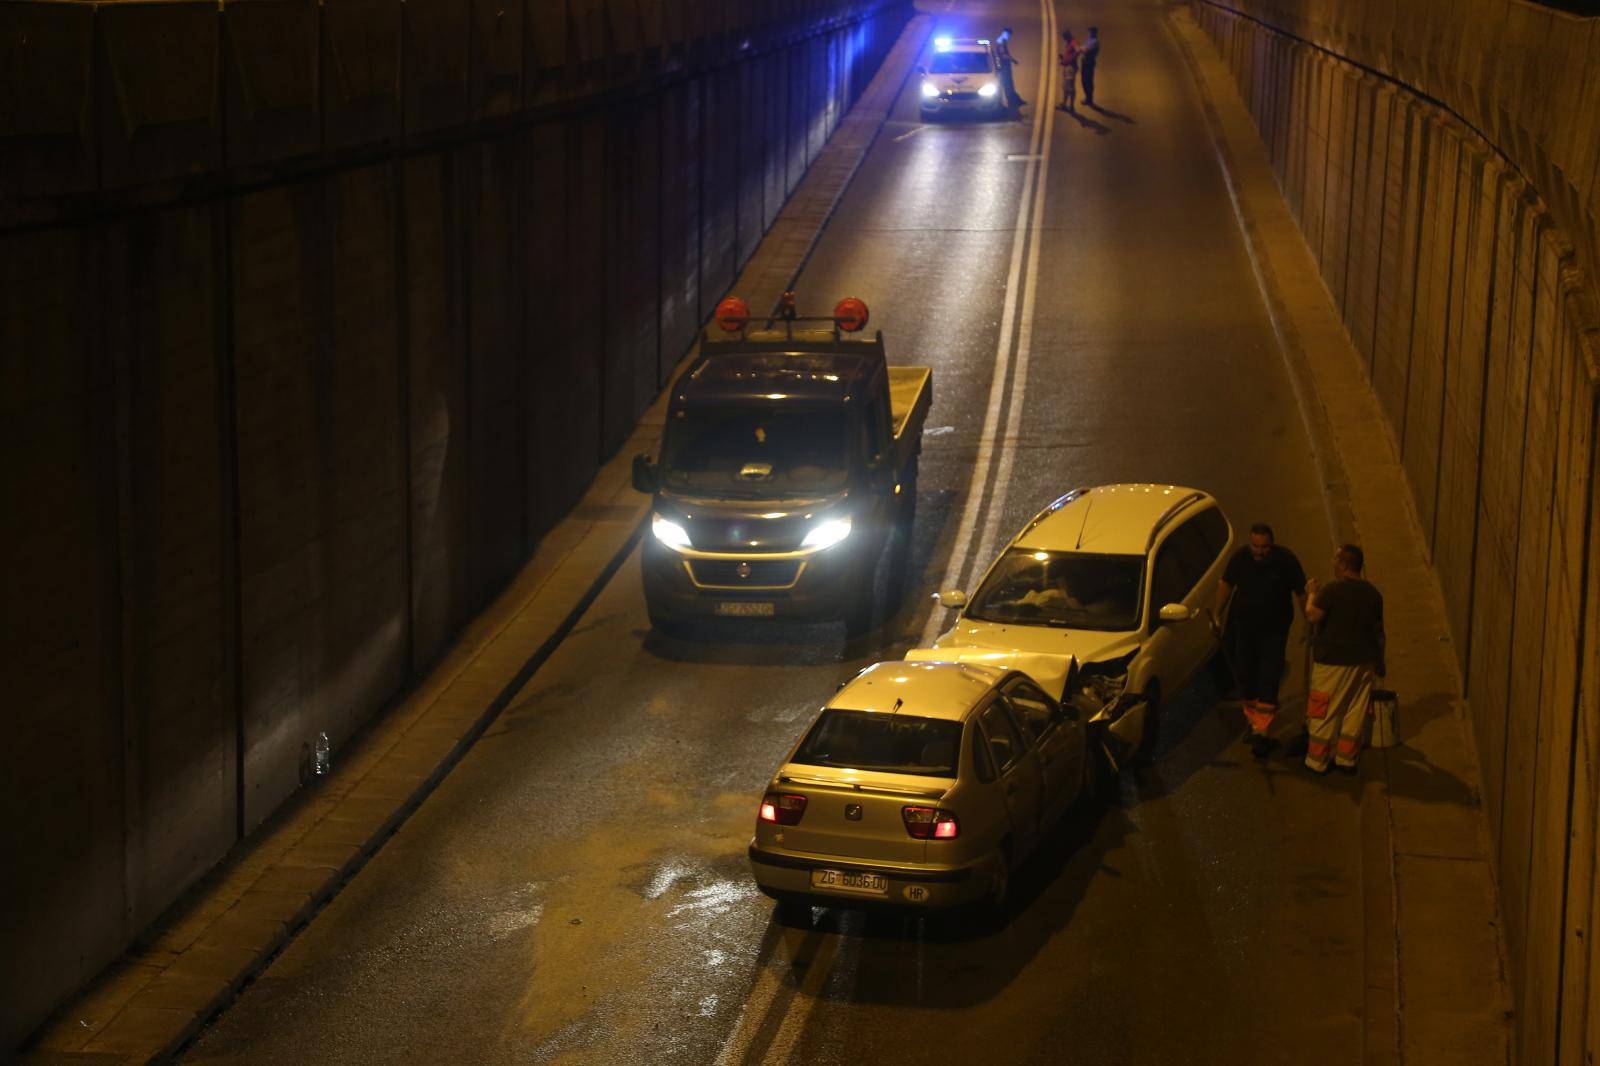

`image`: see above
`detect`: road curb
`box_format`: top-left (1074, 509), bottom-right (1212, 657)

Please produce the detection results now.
top-left (23, 14), bottom-right (937, 1064)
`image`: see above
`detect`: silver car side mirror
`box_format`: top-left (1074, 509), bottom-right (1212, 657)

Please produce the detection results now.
top-left (1158, 602), bottom-right (1192, 623)
top-left (935, 589), bottom-right (968, 609)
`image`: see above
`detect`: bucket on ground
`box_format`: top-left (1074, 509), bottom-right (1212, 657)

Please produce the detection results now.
top-left (1369, 689), bottom-right (1400, 749)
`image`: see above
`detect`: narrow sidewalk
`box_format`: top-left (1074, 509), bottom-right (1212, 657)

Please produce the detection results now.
top-left (1167, 7), bottom-right (1513, 1065)
top-left (22, 14), bottom-right (934, 1063)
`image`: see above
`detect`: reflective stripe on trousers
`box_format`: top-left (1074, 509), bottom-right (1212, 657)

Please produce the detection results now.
top-left (1305, 661), bottom-right (1375, 771)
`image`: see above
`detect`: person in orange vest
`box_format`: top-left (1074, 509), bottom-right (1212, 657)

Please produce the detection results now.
top-left (1303, 544), bottom-right (1386, 774)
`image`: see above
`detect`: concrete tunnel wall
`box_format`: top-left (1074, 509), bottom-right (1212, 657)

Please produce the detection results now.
top-left (0, 0), bottom-right (912, 1049)
top-left (1190, 2), bottom-right (1600, 1062)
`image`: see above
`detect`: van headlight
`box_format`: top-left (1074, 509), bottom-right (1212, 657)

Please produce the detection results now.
top-left (978, 82), bottom-right (998, 98)
top-left (800, 516), bottom-right (852, 550)
top-left (651, 514), bottom-right (692, 551)
top-left (921, 81), bottom-right (940, 99)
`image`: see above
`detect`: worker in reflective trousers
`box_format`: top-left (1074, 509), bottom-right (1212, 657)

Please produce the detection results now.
top-left (1302, 544), bottom-right (1385, 774)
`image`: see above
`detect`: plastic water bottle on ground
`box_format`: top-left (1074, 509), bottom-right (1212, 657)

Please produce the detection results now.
top-left (314, 732), bottom-right (331, 776)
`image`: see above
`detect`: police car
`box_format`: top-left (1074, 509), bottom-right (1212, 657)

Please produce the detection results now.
top-left (918, 37), bottom-right (1007, 119)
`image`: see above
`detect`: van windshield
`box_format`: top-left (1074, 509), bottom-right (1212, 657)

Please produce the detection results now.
top-left (661, 409), bottom-right (851, 497)
top-left (792, 710), bottom-right (963, 777)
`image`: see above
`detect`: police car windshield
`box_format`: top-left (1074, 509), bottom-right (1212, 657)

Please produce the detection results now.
top-left (930, 50), bottom-right (991, 74)
top-left (967, 549), bottom-right (1145, 630)
top-left (792, 710), bottom-right (963, 777)
top-left (662, 409), bottom-right (851, 497)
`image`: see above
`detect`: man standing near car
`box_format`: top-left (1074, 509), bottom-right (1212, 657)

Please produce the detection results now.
top-left (1079, 26), bottom-right (1100, 107)
top-left (995, 27), bottom-right (1025, 109)
top-left (1212, 523), bottom-right (1307, 755)
top-left (1302, 544), bottom-right (1385, 774)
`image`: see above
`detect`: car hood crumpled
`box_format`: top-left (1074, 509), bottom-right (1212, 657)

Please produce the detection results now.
top-left (906, 621), bottom-right (1142, 698)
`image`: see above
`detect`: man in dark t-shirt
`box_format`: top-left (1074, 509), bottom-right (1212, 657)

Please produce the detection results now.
top-left (1303, 543), bottom-right (1385, 773)
top-left (1212, 522), bottom-right (1307, 750)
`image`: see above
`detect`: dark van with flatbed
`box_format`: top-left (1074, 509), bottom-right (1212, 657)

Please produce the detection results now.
top-left (631, 296), bottom-right (933, 636)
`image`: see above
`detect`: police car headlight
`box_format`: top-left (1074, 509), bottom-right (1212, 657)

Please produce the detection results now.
top-left (978, 82), bottom-right (998, 98)
top-left (651, 514), bottom-right (692, 551)
top-left (801, 517), bottom-right (852, 550)
top-left (921, 81), bottom-right (940, 99)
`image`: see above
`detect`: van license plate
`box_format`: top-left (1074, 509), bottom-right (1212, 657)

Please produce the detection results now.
top-left (715, 601), bottom-right (774, 617)
top-left (811, 869), bottom-right (888, 896)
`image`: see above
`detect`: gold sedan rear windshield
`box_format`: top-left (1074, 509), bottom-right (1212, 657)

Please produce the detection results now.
top-left (793, 710), bottom-right (964, 778)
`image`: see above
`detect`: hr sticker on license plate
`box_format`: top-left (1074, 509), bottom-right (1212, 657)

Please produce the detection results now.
top-left (715, 601), bottom-right (775, 617)
top-left (810, 868), bottom-right (888, 896)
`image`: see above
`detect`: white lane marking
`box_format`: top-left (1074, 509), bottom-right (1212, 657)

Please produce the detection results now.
top-left (711, 948), bottom-right (790, 1066)
top-left (758, 934), bottom-right (843, 1064)
top-left (893, 124), bottom-right (933, 143)
top-left (919, 0), bottom-right (1058, 647)
top-left (968, 79), bottom-right (1061, 591)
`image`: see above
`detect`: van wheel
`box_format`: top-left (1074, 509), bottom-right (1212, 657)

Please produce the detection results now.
top-left (844, 581), bottom-right (876, 638)
top-left (647, 602), bottom-right (691, 640)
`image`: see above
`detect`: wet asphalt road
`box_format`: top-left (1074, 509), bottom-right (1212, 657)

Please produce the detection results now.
top-left (186, 0), bottom-right (1370, 1062)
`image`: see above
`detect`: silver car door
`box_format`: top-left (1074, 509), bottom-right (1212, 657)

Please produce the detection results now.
top-left (978, 698), bottom-right (1043, 855)
top-left (1002, 679), bottom-right (1082, 824)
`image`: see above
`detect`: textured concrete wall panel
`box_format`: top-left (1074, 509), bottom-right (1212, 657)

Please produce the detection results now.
top-left (0, 230), bottom-right (123, 1054)
top-left (524, 0), bottom-right (569, 106)
top-left (1301, 55), bottom-right (1328, 265)
top-left (1466, 176), bottom-right (1529, 828)
top-left (465, 139), bottom-right (528, 603)
top-left (1433, 151), bottom-right (1497, 663)
top-left (1319, 67), bottom-right (1355, 307)
top-left (1399, 126), bottom-right (1460, 548)
top-left (602, 98), bottom-right (662, 455)
top-left (1369, 101), bottom-right (1420, 434)
top-left (1521, 325), bottom-right (1591, 1066)
top-left (759, 51), bottom-right (785, 235)
top-left (230, 182), bottom-right (320, 827)
top-left (562, 112), bottom-right (607, 488)
top-left (104, 204), bottom-right (234, 931)
top-left (406, 152), bottom-right (469, 670)
top-left (471, 0), bottom-right (524, 120)
top-left (403, 0), bottom-right (470, 139)
top-left (98, 3), bottom-right (221, 190)
top-left (700, 67), bottom-right (740, 311)
top-left (309, 163), bottom-right (408, 743)
top-left (322, 0), bottom-right (402, 150)
top-left (223, 0), bottom-right (320, 170)
top-left (0, 2), bottom-right (96, 210)
top-left (520, 124), bottom-right (566, 541)
top-left (232, 169), bottom-right (407, 827)
top-left (737, 61), bottom-right (766, 269)
top-left (659, 81), bottom-right (703, 385)
top-left (1501, 224), bottom-right (1570, 993)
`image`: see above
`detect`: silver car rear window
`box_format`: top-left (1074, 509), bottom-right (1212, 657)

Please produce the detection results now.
top-left (793, 710), bottom-right (964, 778)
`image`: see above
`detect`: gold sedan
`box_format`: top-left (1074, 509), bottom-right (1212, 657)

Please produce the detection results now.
top-left (747, 660), bottom-right (1091, 914)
